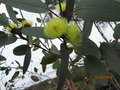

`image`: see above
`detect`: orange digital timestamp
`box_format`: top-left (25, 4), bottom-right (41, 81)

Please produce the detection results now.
top-left (94, 76), bottom-right (112, 79)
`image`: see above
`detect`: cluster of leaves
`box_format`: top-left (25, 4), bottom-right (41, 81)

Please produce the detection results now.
top-left (1, 0), bottom-right (120, 89)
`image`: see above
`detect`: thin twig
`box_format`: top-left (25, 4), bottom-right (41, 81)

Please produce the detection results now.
top-left (39, 12), bottom-right (48, 27)
top-left (108, 22), bottom-right (114, 30)
top-left (19, 9), bottom-right (24, 19)
top-left (0, 46), bottom-right (5, 55)
top-left (18, 33), bottom-right (50, 53)
top-left (47, 8), bottom-right (59, 17)
top-left (94, 22), bottom-right (109, 43)
top-left (39, 40), bottom-right (49, 50)
top-left (33, 43), bottom-right (49, 53)
top-left (114, 22), bottom-right (117, 25)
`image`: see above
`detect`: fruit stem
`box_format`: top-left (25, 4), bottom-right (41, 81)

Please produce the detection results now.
top-left (47, 8), bottom-right (59, 17)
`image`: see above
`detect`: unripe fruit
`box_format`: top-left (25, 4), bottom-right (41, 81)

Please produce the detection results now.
top-left (6, 23), bottom-right (17, 33)
top-left (66, 21), bottom-right (82, 46)
top-left (55, 2), bottom-right (66, 12)
top-left (44, 17), bottom-right (68, 38)
top-left (20, 20), bottom-right (33, 27)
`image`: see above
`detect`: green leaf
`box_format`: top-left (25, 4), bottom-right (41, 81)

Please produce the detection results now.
top-left (52, 60), bottom-right (60, 69)
top-left (42, 64), bottom-right (46, 73)
top-left (5, 68), bottom-right (11, 75)
top-left (15, 60), bottom-right (21, 67)
top-left (5, 5), bottom-right (18, 24)
top-left (17, 18), bottom-right (24, 22)
top-left (22, 27), bottom-right (49, 39)
top-left (5, 35), bottom-right (17, 45)
top-left (0, 0), bottom-right (47, 13)
top-left (76, 0), bottom-right (120, 21)
top-left (0, 31), bottom-right (8, 47)
top-left (34, 67), bottom-right (38, 73)
top-left (0, 55), bottom-right (6, 61)
top-left (13, 10), bottom-right (18, 15)
top-left (36, 17), bottom-right (41, 23)
top-left (0, 67), bottom-right (7, 71)
top-left (65, 0), bottom-right (75, 20)
top-left (41, 53), bottom-right (59, 65)
top-left (23, 47), bottom-right (31, 74)
top-left (45, 0), bottom-right (54, 6)
top-left (84, 55), bottom-right (108, 85)
top-left (113, 24), bottom-right (120, 39)
top-left (100, 43), bottom-right (120, 76)
top-left (57, 43), bottom-right (69, 90)
top-left (13, 45), bottom-right (29, 56)
top-left (82, 20), bottom-right (93, 38)
top-left (76, 38), bottom-right (101, 59)
top-left (70, 66), bottom-right (85, 82)
top-left (50, 44), bottom-right (60, 55)
top-left (11, 71), bottom-right (19, 81)
top-left (0, 13), bottom-right (9, 26)
top-left (5, 82), bottom-right (8, 87)
top-left (33, 38), bottom-right (40, 51)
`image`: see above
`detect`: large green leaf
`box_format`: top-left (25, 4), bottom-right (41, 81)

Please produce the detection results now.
top-left (113, 24), bottom-right (120, 39)
top-left (22, 27), bottom-right (49, 39)
top-left (84, 55), bottom-right (109, 85)
top-left (5, 35), bottom-right (17, 45)
top-left (13, 45), bottom-right (29, 56)
top-left (76, 38), bottom-right (101, 59)
top-left (0, 31), bottom-right (8, 47)
top-left (0, 0), bottom-right (47, 13)
top-left (0, 55), bottom-right (6, 61)
top-left (100, 43), bottom-right (120, 75)
top-left (23, 47), bottom-right (31, 74)
top-left (6, 5), bottom-right (18, 24)
top-left (76, 0), bottom-right (120, 21)
top-left (57, 43), bottom-right (69, 90)
top-left (0, 13), bottom-right (9, 26)
top-left (41, 53), bottom-right (59, 65)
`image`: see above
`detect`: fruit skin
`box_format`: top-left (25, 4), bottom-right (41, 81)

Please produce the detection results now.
top-left (20, 20), bottom-right (33, 27)
top-left (55, 2), bottom-right (66, 12)
top-left (6, 23), bottom-right (17, 33)
top-left (44, 17), bottom-right (68, 38)
top-left (66, 21), bottom-right (82, 46)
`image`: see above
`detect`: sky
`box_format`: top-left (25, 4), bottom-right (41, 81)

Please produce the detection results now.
top-left (0, 3), bottom-right (115, 90)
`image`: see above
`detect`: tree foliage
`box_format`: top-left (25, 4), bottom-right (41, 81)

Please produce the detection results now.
top-left (0, 0), bottom-right (120, 89)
